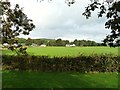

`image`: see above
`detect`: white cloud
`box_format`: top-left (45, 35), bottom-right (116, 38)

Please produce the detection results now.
top-left (9, 0), bottom-right (111, 43)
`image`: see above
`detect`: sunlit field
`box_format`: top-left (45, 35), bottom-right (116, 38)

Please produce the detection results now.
top-left (2, 46), bottom-right (119, 88)
top-left (2, 46), bottom-right (118, 57)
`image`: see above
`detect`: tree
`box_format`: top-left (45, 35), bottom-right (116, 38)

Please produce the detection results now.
top-left (0, 0), bottom-right (35, 54)
top-left (82, 0), bottom-right (120, 46)
top-left (37, 0), bottom-right (75, 6)
top-left (1, 0), bottom-right (120, 51)
top-left (47, 40), bottom-right (56, 46)
top-left (73, 39), bottom-right (79, 46)
top-left (26, 38), bottom-right (32, 46)
top-left (17, 38), bottom-right (26, 44)
top-left (38, 0), bottom-right (120, 46)
top-left (56, 38), bottom-right (64, 46)
top-left (64, 40), bottom-right (69, 45)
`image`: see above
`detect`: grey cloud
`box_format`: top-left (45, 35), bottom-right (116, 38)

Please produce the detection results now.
top-left (14, 0), bottom-right (110, 43)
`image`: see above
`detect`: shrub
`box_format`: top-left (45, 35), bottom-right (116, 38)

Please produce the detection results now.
top-left (2, 54), bottom-right (119, 72)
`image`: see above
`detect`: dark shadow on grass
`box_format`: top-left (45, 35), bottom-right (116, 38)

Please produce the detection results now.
top-left (2, 71), bottom-right (118, 89)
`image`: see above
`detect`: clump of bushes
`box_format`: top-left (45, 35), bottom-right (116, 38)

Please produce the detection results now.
top-left (2, 54), bottom-right (119, 72)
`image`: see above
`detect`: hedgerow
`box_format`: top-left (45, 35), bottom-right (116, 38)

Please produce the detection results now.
top-left (2, 54), bottom-right (119, 72)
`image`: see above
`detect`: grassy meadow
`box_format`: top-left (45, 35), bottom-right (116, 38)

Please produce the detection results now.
top-left (2, 71), bottom-right (118, 88)
top-left (2, 46), bottom-right (118, 57)
top-left (2, 46), bottom-right (119, 88)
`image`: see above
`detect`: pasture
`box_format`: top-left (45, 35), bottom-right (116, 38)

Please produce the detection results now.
top-left (2, 71), bottom-right (118, 88)
top-left (2, 46), bottom-right (118, 57)
top-left (2, 46), bottom-right (119, 88)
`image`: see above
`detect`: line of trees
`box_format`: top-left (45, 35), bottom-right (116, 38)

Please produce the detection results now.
top-left (1, 0), bottom-right (119, 54)
top-left (17, 38), bottom-right (105, 46)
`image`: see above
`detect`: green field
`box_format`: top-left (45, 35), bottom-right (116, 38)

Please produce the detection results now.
top-left (2, 71), bottom-right (118, 88)
top-left (2, 46), bottom-right (118, 57)
top-left (2, 46), bottom-right (119, 88)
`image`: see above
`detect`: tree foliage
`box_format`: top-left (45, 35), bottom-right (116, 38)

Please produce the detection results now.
top-left (1, 0), bottom-right (120, 54)
top-left (82, 0), bottom-right (120, 46)
top-left (17, 38), bottom-right (99, 46)
top-left (37, 0), bottom-right (75, 6)
top-left (0, 0), bottom-right (35, 55)
top-left (38, 0), bottom-right (120, 46)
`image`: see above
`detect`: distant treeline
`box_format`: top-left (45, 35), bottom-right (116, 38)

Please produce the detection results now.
top-left (17, 38), bottom-right (106, 46)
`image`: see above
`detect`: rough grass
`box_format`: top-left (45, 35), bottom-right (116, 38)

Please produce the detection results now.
top-left (2, 71), bottom-right (118, 88)
top-left (2, 46), bottom-right (119, 88)
top-left (2, 46), bottom-right (118, 57)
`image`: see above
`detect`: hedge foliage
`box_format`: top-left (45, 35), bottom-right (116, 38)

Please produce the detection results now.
top-left (2, 54), bottom-right (119, 72)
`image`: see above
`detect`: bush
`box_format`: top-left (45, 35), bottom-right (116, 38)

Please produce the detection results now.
top-left (2, 54), bottom-right (119, 72)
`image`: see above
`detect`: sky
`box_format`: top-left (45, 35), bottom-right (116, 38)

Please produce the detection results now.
top-left (9, 0), bottom-right (111, 43)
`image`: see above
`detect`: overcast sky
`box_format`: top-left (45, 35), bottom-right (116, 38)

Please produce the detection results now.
top-left (10, 0), bottom-right (111, 43)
